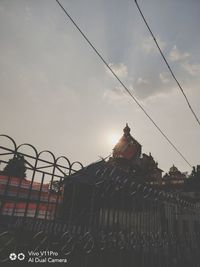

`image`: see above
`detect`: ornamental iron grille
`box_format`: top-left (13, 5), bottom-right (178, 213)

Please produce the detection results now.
top-left (0, 135), bottom-right (200, 267)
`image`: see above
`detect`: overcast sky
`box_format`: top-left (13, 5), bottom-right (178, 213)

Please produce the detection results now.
top-left (0, 0), bottom-right (200, 174)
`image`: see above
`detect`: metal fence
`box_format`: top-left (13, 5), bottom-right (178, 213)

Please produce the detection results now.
top-left (0, 135), bottom-right (200, 267)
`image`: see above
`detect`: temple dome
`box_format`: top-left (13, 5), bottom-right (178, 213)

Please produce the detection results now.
top-left (112, 123), bottom-right (141, 161)
top-left (169, 165), bottom-right (179, 174)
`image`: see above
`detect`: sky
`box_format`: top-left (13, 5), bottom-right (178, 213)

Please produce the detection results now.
top-left (0, 0), bottom-right (200, 174)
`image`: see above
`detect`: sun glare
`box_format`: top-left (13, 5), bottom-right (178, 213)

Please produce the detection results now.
top-left (107, 133), bottom-right (121, 147)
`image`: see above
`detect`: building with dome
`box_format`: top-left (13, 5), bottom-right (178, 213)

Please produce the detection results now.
top-left (61, 123), bottom-right (165, 230)
top-left (108, 123), bottom-right (163, 185)
top-left (162, 164), bottom-right (186, 190)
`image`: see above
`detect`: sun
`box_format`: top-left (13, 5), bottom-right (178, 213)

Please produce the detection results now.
top-left (107, 132), bottom-right (121, 147)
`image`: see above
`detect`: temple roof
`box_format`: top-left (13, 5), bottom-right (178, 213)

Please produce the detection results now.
top-left (64, 159), bottom-right (133, 186)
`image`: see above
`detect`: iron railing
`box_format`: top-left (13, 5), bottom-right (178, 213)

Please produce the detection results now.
top-left (0, 135), bottom-right (200, 267)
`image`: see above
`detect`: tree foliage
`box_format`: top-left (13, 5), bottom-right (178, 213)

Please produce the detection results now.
top-left (2, 154), bottom-right (27, 179)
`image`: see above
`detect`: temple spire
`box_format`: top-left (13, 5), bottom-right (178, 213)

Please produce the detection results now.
top-left (123, 123), bottom-right (131, 136)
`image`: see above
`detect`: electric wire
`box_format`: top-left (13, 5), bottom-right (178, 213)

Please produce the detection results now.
top-left (134, 0), bottom-right (200, 127)
top-left (55, 0), bottom-right (192, 168)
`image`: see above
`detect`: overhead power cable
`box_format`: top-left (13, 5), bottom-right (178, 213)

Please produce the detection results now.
top-left (55, 0), bottom-right (192, 168)
top-left (134, 0), bottom-right (200, 127)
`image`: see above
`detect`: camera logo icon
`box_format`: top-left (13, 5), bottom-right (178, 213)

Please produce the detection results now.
top-left (9, 252), bottom-right (25, 261)
top-left (9, 253), bottom-right (17, 261)
top-left (18, 253), bottom-right (25, 261)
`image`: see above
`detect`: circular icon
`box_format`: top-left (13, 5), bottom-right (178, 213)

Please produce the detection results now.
top-left (9, 253), bottom-right (17, 261)
top-left (18, 253), bottom-right (25, 261)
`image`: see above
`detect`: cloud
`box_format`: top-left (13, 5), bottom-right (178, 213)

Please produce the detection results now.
top-left (105, 70), bottom-right (172, 101)
top-left (168, 45), bottom-right (200, 77)
top-left (137, 77), bottom-right (149, 85)
top-left (103, 86), bottom-right (129, 101)
top-left (104, 62), bottom-right (130, 101)
top-left (181, 62), bottom-right (200, 76)
top-left (141, 36), bottom-right (166, 54)
top-left (159, 72), bottom-right (170, 83)
top-left (106, 63), bottom-right (128, 79)
top-left (169, 45), bottom-right (190, 62)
